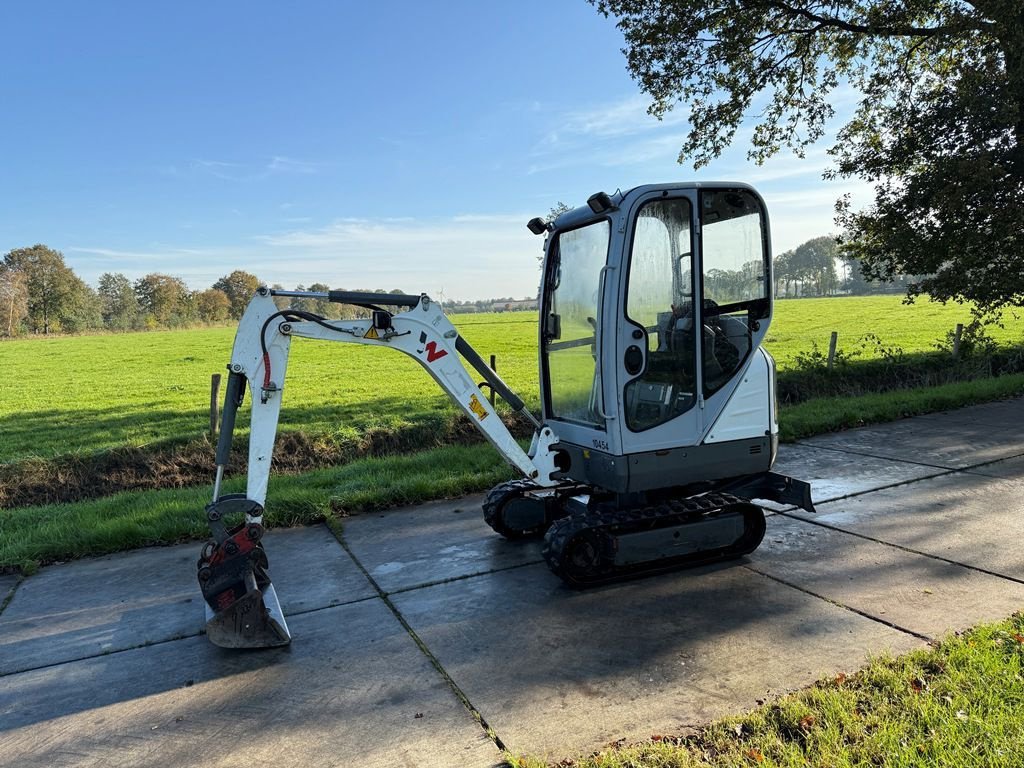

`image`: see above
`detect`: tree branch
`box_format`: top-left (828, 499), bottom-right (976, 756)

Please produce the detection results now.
top-left (763, 0), bottom-right (988, 38)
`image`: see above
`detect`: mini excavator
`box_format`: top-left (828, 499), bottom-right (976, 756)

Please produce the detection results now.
top-left (197, 182), bottom-right (815, 648)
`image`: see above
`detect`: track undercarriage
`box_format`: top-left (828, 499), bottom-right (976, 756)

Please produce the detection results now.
top-left (484, 479), bottom-right (778, 587)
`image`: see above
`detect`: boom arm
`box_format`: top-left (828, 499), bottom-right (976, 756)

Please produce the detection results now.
top-left (199, 287), bottom-right (561, 647)
top-left (217, 287), bottom-right (561, 523)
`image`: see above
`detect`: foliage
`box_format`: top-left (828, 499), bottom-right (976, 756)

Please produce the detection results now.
top-left (1, 244), bottom-right (102, 334)
top-left (773, 236), bottom-right (841, 298)
top-left (97, 272), bottom-right (141, 330)
top-left (133, 272), bottom-right (191, 326)
top-left (211, 269), bottom-right (260, 319)
top-left (0, 266), bottom-right (28, 337)
top-left (195, 288), bottom-right (231, 322)
top-left (591, 0), bottom-right (1024, 312)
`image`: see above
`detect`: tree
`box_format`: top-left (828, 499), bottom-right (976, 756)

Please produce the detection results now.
top-left (98, 272), bottom-right (140, 330)
top-left (134, 273), bottom-right (189, 326)
top-left (591, 1), bottom-right (1024, 311)
top-left (58, 281), bottom-right (103, 333)
top-left (212, 270), bottom-right (260, 319)
top-left (0, 266), bottom-right (28, 337)
top-left (792, 236), bottom-right (839, 297)
top-left (2, 244), bottom-right (95, 334)
top-left (196, 288), bottom-right (231, 322)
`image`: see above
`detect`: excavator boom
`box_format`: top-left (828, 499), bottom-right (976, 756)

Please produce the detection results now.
top-left (198, 288), bottom-right (561, 647)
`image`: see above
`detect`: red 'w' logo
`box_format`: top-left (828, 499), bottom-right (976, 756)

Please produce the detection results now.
top-left (424, 341), bottom-right (448, 363)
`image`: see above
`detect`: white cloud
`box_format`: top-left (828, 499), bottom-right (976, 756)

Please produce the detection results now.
top-left (68, 214), bottom-right (546, 301)
top-left (266, 156), bottom-right (321, 174)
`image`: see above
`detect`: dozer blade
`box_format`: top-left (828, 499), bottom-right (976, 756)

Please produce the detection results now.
top-left (204, 582), bottom-right (291, 649)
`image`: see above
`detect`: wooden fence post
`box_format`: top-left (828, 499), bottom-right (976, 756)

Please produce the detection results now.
top-left (827, 331), bottom-right (838, 370)
top-left (210, 373), bottom-right (222, 437)
top-left (953, 323), bottom-right (963, 360)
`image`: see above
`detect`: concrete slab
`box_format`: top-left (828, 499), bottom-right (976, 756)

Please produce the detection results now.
top-left (915, 397), bottom-right (1024, 430)
top-left (342, 494), bottom-right (543, 593)
top-left (964, 454), bottom-right (1024, 480)
top-left (773, 444), bottom-right (942, 504)
top-left (0, 599), bottom-right (501, 768)
top-left (0, 524), bottom-right (372, 675)
top-left (391, 562), bottom-right (921, 759)
top-left (756, 514), bottom-right (1024, 639)
top-left (786, 472), bottom-right (1024, 582)
top-left (799, 415), bottom-right (1024, 470)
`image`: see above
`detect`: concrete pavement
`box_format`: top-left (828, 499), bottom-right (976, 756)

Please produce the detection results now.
top-left (1, 398), bottom-right (1023, 766)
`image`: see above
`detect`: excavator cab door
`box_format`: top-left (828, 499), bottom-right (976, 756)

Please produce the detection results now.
top-left (539, 217), bottom-right (616, 454)
top-left (612, 185), bottom-right (773, 456)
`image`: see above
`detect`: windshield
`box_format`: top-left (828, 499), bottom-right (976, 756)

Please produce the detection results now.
top-left (543, 220), bottom-right (610, 427)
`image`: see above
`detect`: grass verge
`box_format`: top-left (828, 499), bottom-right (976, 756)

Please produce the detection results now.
top-left (0, 444), bottom-right (516, 573)
top-left (780, 372), bottom-right (1024, 441)
top-left (2, 375), bottom-right (1022, 571)
top-left (507, 613), bottom-right (1024, 767)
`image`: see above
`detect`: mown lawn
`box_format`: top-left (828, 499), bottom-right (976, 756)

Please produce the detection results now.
top-left (2, 296), bottom-right (1021, 462)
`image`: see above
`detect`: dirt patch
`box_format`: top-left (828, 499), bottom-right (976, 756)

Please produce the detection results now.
top-left (0, 412), bottom-right (535, 509)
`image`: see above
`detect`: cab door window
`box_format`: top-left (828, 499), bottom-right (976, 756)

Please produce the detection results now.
top-left (699, 189), bottom-right (769, 395)
top-left (623, 198), bottom-right (696, 431)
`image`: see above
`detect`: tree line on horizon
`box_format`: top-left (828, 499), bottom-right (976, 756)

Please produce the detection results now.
top-left (0, 238), bottom-right (909, 338)
top-left (0, 244), bottom-right (415, 337)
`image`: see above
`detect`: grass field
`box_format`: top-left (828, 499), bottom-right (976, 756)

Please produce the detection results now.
top-left (3, 296), bottom-right (1021, 464)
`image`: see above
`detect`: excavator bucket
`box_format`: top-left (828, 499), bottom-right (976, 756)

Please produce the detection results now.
top-left (197, 503), bottom-right (291, 648)
top-left (204, 582), bottom-right (290, 649)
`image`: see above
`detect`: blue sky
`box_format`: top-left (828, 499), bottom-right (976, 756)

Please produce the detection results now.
top-left (0, 1), bottom-right (869, 300)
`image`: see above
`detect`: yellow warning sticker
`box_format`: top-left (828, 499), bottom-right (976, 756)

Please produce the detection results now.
top-left (469, 393), bottom-right (489, 421)
top-left (363, 326), bottom-right (379, 340)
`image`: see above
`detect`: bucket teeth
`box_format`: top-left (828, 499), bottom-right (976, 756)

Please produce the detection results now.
top-left (204, 583), bottom-right (291, 649)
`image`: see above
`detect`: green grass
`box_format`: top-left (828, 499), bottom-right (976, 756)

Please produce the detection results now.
top-left (780, 373), bottom-right (1024, 441)
top-left (3, 297), bottom-right (1020, 463)
top-left (0, 443), bottom-right (517, 572)
top-left (507, 613), bottom-right (1024, 767)
top-left (0, 313), bottom-right (539, 462)
top-left (764, 296), bottom-right (1022, 367)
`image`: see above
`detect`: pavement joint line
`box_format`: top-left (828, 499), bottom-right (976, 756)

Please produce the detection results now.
top-left (790, 441), bottom-right (960, 471)
top-left (383, 559), bottom-right (545, 598)
top-left (0, 592), bottom-right (381, 680)
top-left (790, 442), bottom-right (1024, 478)
top-left (742, 565), bottom-right (934, 644)
top-left (0, 629), bottom-right (205, 679)
top-left (772, 509), bottom-right (1024, 587)
top-left (774, 447), bottom-right (1024, 510)
top-left (329, 528), bottom-right (510, 755)
top-left (0, 574), bottom-right (24, 618)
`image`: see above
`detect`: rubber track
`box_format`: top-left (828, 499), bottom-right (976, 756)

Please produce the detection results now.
top-left (482, 479), bottom-right (544, 539)
top-left (542, 492), bottom-right (766, 588)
